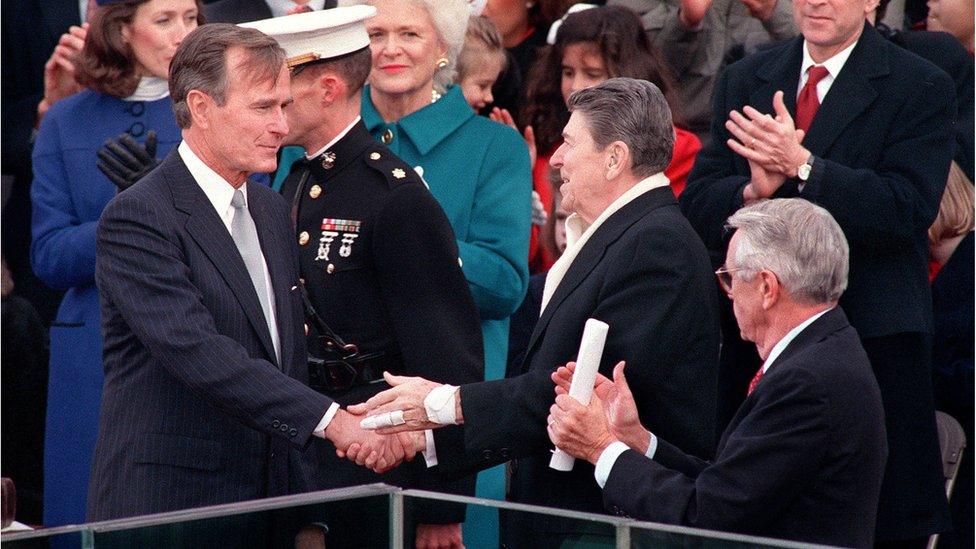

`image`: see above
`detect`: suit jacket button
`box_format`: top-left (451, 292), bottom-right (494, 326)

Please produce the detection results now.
top-left (482, 450), bottom-right (493, 461)
top-left (289, 428), bottom-right (298, 437)
top-left (272, 420), bottom-right (280, 428)
top-left (309, 185), bottom-right (322, 199)
top-left (500, 448), bottom-right (510, 460)
top-left (280, 424), bottom-right (289, 432)
top-left (299, 231), bottom-right (310, 245)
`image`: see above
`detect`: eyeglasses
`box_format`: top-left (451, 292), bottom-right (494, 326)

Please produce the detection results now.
top-left (715, 265), bottom-right (745, 295)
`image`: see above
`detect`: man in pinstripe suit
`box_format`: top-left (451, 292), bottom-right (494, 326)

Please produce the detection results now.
top-left (86, 24), bottom-right (411, 521)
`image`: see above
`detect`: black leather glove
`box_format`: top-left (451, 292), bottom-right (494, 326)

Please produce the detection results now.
top-left (96, 131), bottom-right (159, 192)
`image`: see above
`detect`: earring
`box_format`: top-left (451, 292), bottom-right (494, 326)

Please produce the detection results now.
top-left (436, 57), bottom-right (448, 70)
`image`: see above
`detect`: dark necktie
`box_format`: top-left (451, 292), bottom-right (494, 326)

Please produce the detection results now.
top-left (795, 65), bottom-right (830, 133)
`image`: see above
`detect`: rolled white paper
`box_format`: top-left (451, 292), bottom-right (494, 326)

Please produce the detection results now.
top-left (550, 318), bottom-right (609, 471)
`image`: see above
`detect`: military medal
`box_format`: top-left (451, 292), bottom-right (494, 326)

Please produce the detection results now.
top-left (317, 218), bottom-right (362, 262)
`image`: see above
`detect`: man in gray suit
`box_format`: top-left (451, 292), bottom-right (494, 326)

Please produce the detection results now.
top-left (87, 23), bottom-right (409, 520)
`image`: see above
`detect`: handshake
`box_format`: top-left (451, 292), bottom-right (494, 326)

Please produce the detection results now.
top-left (322, 372), bottom-right (459, 473)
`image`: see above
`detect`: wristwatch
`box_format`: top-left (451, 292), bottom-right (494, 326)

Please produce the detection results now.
top-left (797, 154), bottom-right (815, 182)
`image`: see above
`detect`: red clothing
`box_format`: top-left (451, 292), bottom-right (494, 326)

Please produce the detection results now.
top-left (527, 127), bottom-right (701, 273)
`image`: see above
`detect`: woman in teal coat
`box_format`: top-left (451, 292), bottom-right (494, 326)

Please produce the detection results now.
top-left (358, 0), bottom-right (531, 393)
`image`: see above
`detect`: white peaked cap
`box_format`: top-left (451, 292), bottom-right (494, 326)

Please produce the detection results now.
top-left (240, 5), bottom-right (377, 69)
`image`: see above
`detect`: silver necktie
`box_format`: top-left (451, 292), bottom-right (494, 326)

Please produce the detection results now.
top-left (230, 189), bottom-right (274, 334)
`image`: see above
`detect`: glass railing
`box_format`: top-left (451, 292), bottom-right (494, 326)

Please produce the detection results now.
top-left (2, 485), bottom-right (838, 549)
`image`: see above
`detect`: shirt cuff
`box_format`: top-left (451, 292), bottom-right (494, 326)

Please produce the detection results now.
top-left (645, 432), bottom-right (658, 459)
top-left (594, 441), bottom-right (630, 489)
top-left (422, 429), bottom-right (437, 467)
top-left (312, 402), bottom-right (341, 439)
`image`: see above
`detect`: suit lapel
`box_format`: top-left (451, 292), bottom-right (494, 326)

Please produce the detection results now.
top-left (753, 38), bottom-right (804, 121)
top-left (524, 188), bottom-right (676, 355)
top-left (801, 24), bottom-right (887, 156)
top-left (164, 152), bottom-right (278, 365)
top-left (249, 188), bottom-right (293, 370)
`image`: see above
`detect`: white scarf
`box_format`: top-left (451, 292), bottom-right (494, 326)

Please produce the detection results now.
top-left (540, 173), bottom-right (670, 314)
top-left (125, 76), bottom-right (169, 102)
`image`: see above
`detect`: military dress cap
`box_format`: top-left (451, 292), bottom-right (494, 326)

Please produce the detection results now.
top-left (240, 5), bottom-right (377, 69)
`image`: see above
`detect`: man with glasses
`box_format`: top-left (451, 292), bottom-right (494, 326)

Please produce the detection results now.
top-left (549, 198), bottom-right (887, 547)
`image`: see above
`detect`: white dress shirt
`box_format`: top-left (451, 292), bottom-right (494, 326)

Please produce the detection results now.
top-left (178, 141), bottom-right (339, 436)
top-left (798, 39), bottom-right (859, 103)
top-left (594, 307), bottom-right (834, 488)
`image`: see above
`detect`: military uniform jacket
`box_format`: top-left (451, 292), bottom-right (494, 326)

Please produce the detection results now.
top-left (281, 120), bottom-right (483, 523)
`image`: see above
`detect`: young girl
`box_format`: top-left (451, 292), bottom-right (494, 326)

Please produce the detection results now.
top-left (457, 15), bottom-right (507, 112)
top-left (526, 5), bottom-right (699, 195)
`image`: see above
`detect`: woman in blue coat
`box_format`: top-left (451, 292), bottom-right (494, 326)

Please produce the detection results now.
top-left (30, 0), bottom-right (201, 526)
top-left (353, 0), bottom-right (530, 545)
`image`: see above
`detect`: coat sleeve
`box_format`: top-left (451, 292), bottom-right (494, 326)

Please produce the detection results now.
top-left (96, 190), bottom-right (334, 447)
top-left (799, 69), bottom-right (956, 248)
top-left (602, 367), bottom-right (830, 530)
top-left (30, 107), bottom-right (99, 290)
top-left (456, 127), bottom-right (532, 319)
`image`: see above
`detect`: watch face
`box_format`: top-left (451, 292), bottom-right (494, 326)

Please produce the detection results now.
top-left (798, 163), bottom-right (812, 181)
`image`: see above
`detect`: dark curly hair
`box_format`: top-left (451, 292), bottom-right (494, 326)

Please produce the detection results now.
top-left (522, 5), bottom-right (679, 156)
top-left (76, 0), bottom-right (205, 98)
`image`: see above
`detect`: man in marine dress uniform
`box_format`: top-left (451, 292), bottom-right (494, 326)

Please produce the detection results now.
top-left (243, 8), bottom-right (483, 549)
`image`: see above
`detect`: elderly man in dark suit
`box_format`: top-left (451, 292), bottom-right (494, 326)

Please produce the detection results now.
top-left (349, 78), bottom-right (720, 548)
top-left (549, 198), bottom-right (888, 548)
top-left (87, 23), bottom-right (410, 521)
top-left (679, 0), bottom-right (956, 542)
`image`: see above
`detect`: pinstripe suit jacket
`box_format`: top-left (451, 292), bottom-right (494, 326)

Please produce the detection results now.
top-left (87, 150), bottom-right (333, 521)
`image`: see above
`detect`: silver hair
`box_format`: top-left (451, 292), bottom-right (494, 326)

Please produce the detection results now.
top-left (727, 198), bottom-right (849, 304)
top-left (344, 0), bottom-right (469, 92)
top-left (566, 77), bottom-right (674, 178)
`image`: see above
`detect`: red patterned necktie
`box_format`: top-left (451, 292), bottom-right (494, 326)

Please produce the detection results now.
top-left (747, 364), bottom-right (765, 396)
top-left (288, 3), bottom-right (313, 14)
top-left (795, 65), bottom-right (830, 133)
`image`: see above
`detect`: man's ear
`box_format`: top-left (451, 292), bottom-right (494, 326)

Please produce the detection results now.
top-left (185, 89), bottom-right (213, 130)
top-left (605, 141), bottom-right (631, 180)
top-left (318, 72), bottom-right (344, 106)
top-left (759, 270), bottom-right (780, 310)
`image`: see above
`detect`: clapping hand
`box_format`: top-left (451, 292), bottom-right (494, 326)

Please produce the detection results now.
top-left (725, 90), bottom-right (809, 202)
top-left (97, 131), bottom-right (161, 192)
top-left (551, 361), bottom-right (650, 454)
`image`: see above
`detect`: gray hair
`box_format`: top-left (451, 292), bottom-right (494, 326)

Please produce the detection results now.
top-left (344, 0), bottom-right (469, 92)
top-left (169, 24), bottom-right (285, 129)
top-left (566, 77), bottom-right (674, 178)
top-left (727, 198), bottom-right (849, 304)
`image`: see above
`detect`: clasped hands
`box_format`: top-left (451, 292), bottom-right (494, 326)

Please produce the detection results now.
top-left (326, 372), bottom-right (451, 473)
top-left (725, 90), bottom-right (811, 204)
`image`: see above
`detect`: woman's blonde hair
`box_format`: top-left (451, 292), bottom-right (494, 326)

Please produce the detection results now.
top-left (929, 161), bottom-right (974, 244)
